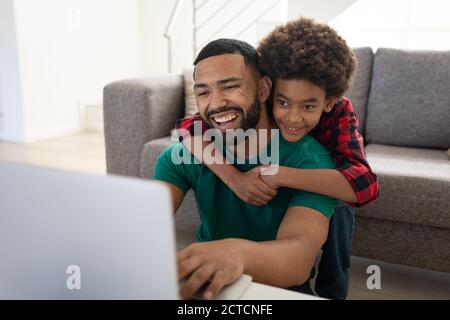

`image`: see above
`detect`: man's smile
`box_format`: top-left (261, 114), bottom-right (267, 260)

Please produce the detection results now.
top-left (209, 110), bottom-right (242, 130)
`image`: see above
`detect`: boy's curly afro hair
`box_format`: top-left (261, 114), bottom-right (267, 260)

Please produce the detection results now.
top-left (257, 17), bottom-right (356, 98)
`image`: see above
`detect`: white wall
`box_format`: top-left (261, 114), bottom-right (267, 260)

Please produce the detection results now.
top-left (0, 0), bottom-right (25, 142)
top-left (287, 0), bottom-right (357, 22)
top-left (0, 0), bottom-right (191, 142)
top-left (330, 0), bottom-right (450, 50)
top-left (140, 0), bottom-right (192, 75)
top-left (9, 0), bottom-right (143, 142)
top-left (4, 0), bottom-right (354, 143)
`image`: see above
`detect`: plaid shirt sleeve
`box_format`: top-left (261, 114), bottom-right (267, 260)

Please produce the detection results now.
top-left (175, 113), bottom-right (209, 136)
top-left (310, 97), bottom-right (379, 207)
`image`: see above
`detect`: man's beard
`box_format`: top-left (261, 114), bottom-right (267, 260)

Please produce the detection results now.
top-left (241, 97), bottom-right (261, 131)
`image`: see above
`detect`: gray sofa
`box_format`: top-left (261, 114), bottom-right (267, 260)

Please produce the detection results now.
top-left (103, 48), bottom-right (450, 273)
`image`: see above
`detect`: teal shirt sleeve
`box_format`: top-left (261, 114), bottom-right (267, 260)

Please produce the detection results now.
top-left (153, 143), bottom-right (192, 193)
top-left (288, 190), bottom-right (338, 219)
top-left (287, 152), bottom-right (339, 219)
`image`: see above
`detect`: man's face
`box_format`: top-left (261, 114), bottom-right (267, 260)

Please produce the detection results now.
top-left (272, 79), bottom-right (335, 143)
top-left (193, 54), bottom-right (261, 132)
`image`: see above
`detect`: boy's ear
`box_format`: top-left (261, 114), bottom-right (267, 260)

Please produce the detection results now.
top-left (324, 96), bottom-right (337, 113)
top-left (258, 76), bottom-right (272, 102)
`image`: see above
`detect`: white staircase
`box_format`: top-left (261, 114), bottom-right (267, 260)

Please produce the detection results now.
top-left (164, 0), bottom-right (285, 73)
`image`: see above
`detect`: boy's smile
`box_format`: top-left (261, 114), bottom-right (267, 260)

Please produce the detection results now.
top-left (272, 79), bottom-right (335, 143)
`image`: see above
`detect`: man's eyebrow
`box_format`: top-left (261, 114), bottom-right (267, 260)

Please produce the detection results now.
top-left (194, 83), bottom-right (208, 89)
top-left (217, 77), bottom-right (241, 85)
top-left (194, 77), bottom-right (242, 89)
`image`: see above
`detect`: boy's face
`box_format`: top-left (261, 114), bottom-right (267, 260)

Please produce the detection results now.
top-left (272, 79), bottom-right (335, 143)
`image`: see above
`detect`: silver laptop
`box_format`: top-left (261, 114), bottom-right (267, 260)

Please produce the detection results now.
top-left (0, 161), bottom-right (178, 299)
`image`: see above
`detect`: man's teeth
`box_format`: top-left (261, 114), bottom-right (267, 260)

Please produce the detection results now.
top-left (213, 113), bottom-right (238, 124)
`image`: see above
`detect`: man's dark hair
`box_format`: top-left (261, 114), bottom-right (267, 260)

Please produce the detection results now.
top-left (257, 17), bottom-right (356, 98)
top-left (193, 38), bottom-right (260, 75)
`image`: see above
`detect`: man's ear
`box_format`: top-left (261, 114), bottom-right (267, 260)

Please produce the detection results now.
top-left (324, 96), bottom-right (337, 113)
top-left (258, 76), bottom-right (272, 102)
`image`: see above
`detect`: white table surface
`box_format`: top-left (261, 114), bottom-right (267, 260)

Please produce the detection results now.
top-left (239, 282), bottom-right (325, 300)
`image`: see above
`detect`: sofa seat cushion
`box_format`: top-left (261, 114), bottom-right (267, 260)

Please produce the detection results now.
top-left (140, 136), bottom-right (200, 241)
top-left (359, 144), bottom-right (450, 229)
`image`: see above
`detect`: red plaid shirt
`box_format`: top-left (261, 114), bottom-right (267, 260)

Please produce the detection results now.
top-left (175, 97), bottom-right (378, 207)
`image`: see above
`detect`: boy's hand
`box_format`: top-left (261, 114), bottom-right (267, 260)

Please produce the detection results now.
top-left (177, 239), bottom-right (248, 300)
top-left (259, 164), bottom-right (282, 189)
top-left (228, 167), bottom-right (277, 206)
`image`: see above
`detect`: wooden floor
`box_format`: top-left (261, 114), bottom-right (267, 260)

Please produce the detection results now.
top-left (1, 131), bottom-right (450, 300)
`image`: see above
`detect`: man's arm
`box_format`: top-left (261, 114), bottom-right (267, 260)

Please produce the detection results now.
top-left (242, 205), bottom-right (329, 287)
top-left (177, 205), bottom-right (328, 299)
top-left (153, 143), bottom-right (192, 213)
top-left (159, 182), bottom-right (185, 213)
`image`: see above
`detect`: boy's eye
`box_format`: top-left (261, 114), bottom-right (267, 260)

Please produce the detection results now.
top-left (277, 99), bottom-right (289, 107)
top-left (304, 104), bottom-right (315, 110)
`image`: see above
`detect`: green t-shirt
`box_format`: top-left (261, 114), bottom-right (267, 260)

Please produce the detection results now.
top-left (153, 134), bottom-right (338, 242)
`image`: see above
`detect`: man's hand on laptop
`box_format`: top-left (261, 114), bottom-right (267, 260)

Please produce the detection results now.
top-left (177, 238), bottom-right (249, 300)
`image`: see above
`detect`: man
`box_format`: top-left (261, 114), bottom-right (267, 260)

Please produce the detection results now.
top-left (153, 39), bottom-right (338, 299)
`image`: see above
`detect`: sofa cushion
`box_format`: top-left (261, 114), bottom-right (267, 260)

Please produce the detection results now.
top-left (140, 136), bottom-right (200, 244)
top-left (103, 75), bottom-right (185, 177)
top-left (365, 48), bottom-right (450, 149)
top-left (140, 136), bottom-right (174, 179)
top-left (352, 216), bottom-right (450, 273)
top-left (344, 47), bottom-right (374, 137)
top-left (358, 144), bottom-right (450, 229)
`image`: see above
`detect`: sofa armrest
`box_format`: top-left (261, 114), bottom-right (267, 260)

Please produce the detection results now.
top-left (103, 75), bottom-right (185, 177)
